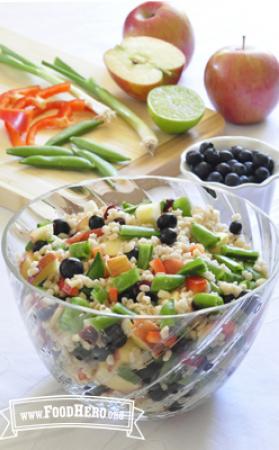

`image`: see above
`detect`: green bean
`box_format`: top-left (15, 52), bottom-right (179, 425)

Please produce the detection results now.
top-left (220, 245), bottom-right (259, 261)
top-left (191, 222), bottom-right (220, 248)
top-left (6, 145), bottom-right (74, 157)
top-left (205, 260), bottom-right (226, 280)
top-left (210, 281), bottom-right (221, 294)
top-left (70, 137), bottom-right (130, 163)
top-left (112, 303), bottom-right (136, 316)
top-left (69, 241), bottom-right (91, 260)
top-left (173, 196), bottom-right (192, 217)
top-left (91, 286), bottom-right (107, 304)
top-left (178, 258), bottom-right (207, 276)
top-left (214, 254), bottom-right (244, 272)
top-left (160, 300), bottom-right (176, 328)
top-left (59, 297), bottom-right (90, 333)
top-left (193, 293), bottom-right (224, 309)
top-left (137, 243), bottom-right (153, 269)
top-left (119, 225), bottom-right (160, 238)
top-left (20, 155), bottom-right (94, 171)
top-left (151, 274), bottom-right (185, 292)
top-left (74, 148), bottom-right (117, 177)
top-left (88, 316), bottom-right (121, 331)
top-left (87, 253), bottom-right (105, 279)
top-left (45, 119), bottom-right (103, 146)
top-left (112, 268), bottom-right (140, 293)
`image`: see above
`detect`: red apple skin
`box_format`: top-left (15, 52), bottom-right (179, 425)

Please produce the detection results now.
top-left (204, 47), bottom-right (279, 124)
top-left (123, 1), bottom-right (194, 68)
top-left (106, 65), bottom-right (183, 101)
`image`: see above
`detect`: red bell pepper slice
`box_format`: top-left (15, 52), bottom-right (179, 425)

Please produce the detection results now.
top-left (26, 113), bottom-right (71, 145)
top-left (5, 122), bottom-right (24, 146)
top-left (186, 275), bottom-right (208, 293)
top-left (58, 279), bottom-right (79, 297)
top-left (0, 108), bottom-right (32, 133)
top-left (39, 82), bottom-right (71, 99)
top-left (66, 229), bottom-right (104, 245)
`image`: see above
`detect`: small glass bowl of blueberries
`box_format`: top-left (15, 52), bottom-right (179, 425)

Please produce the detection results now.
top-left (185, 141), bottom-right (274, 186)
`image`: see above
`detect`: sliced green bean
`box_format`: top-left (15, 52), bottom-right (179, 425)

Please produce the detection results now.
top-left (7, 145), bottom-right (74, 157)
top-left (173, 196), bottom-right (192, 217)
top-left (74, 148), bottom-right (117, 177)
top-left (91, 286), bottom-right (107, 304)
top-left (220, 245), bottom-right (259, 261)
top-left (20, 155), bottom-right (94, 171)
top-left (151, 274), bottom-right (185, 292)
top-left (88, 316), bottom-right (121, 331)
top-left (193, 293), bottom-right (224, 309)
top-left (191, 222), bottom-right (220, 248)
top-left (214, 254), bottom-right (244, 272)
top-left (45, 119), bottom-right (103, 146)
top-left (160, 300), bottom-right (176, 328)
top-left (205, 260), bottom-right (226, 280)
top-left (210, 281), bottom-right (221, 294)
top-left (112, 303), bottom-right (136, 316)
top-left (178, 258), bottom-right (207, 276)
top-left (112, 268), bottom-right (140, 293)
top-left (69, 241), bottom-right (91, 260)
top-left (137, 243), bottom-right (153, 269)
top-left (71, 137), bottom-right (130, 163)
top-left (119, 225), bottom-right (160, 238)
top-left (87, 253), bottom-right (105, 279)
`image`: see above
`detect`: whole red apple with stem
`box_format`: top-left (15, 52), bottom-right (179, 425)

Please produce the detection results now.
top-left (204, 37), bottom-right (279, 124)
top-left (123, 1), bottom-right (194, 68)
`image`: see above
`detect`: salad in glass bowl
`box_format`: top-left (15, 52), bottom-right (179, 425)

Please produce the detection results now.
top-left (2, 177), bottom-right (279, 418)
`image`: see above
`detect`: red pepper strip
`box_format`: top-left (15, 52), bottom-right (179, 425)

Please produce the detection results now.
top-left (0, 86), bottom-right (41, 107)
top-left (58, 279), bottom-right (79, 297)
top-left (5, 122), bottom-right (24, 146)
top-left (66, 229), bottom-right (104, 245)
top-left (67, 99), bottom-right (88, 113)
top-left (13, 96), bottom-right (46, 110)
top-left (0, 108), bottom-right (32, 133)
top-left (39, 82), bottom-right (71, 99)
top-left (26, 113), bottom-right (71, 145)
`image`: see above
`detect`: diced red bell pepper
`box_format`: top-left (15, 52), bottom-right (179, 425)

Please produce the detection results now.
top-left (108, 287), bottom-right (118, 304)
top-left (58, 279), bottom-right (79, 297)
top-left (150, 258), bottom-right (166, 274)
top-left (186, 275), bottom-right (208, 293)
top-left (0, 108), bottom-right (32, 133)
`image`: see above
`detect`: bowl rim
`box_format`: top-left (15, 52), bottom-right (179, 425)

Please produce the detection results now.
top-left (2, 175), bottom-right (279, 320)
top-left (180, 135), bottom-right (279, 190)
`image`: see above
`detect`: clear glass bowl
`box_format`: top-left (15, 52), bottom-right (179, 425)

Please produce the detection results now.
top-left (2, 176), bottom-right (279, 419)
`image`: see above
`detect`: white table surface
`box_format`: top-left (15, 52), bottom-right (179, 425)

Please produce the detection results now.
top-left (0, 1), bottom-right (279, 449)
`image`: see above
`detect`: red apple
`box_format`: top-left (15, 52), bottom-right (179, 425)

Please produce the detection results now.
top-left (204, 39), bottom-right (279, 124)
top-left (123, 1), bottom-right (194, 68)
top-left (104, 36), bottom-right (185, 101)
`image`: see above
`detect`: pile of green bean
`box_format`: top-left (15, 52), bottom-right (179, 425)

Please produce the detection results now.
top-left (6, 118), bottom-right (130, 177)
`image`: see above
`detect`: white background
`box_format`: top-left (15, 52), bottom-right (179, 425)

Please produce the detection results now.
top-left (0, 1), bottom-right (279, 449)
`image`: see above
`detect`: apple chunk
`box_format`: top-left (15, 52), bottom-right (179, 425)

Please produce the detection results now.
top-left (104, 36), bottom-right (185, 101)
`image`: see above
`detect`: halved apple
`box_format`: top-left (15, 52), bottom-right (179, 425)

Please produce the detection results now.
top-left (104, 36), bottom-right (185, 101)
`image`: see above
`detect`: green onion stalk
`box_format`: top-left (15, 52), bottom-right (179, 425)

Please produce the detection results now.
top-left (42, 58), bottom-right (158, 153)
top-left (0, 44), bottom-right (114, 122)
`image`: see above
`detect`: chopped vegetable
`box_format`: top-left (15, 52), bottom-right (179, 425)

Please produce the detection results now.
top-left (150, 258), bottom-right (166, 274)
top-left (112, 268), bottom-right (140, 293)
top-left (107, 255), bottom-right (132, 276)
top-left (178, 257), bottom-right (207, 276)
top-left (151, 274), bottom-right (185, 292)
top-left (186, 275), bottom-right (208, 293)
top-left (112, 303), bottom-right (135, 316)
top-left (119, 225), bottom-right (160, 238)
top-left (193, 293), bottom-right (224, 309)
top-left (88, 315), bottom-right (121, 331)
top-left (173, 196), bottom-right (192, 216)
top-left (214, 254), bottom-right (244, 272)
top-left (87, 252), bottom-right (105, 279)
top-left (108, 287), bottom-right (118, 303)
top-left (191, 222), bottom-right (220, 248)
top-left (91, 286), bottom-right (107, 304)
top-left (160, 300), bottom-right (176, 328)
top-left (137, 243), bottom-right (153, 269)
top-left (69, 241), bottom-right (91, 260)
top-left (163, 259), bottom-right (184, 274)
top-left (220, 245), bottom-right (259, 261)
top-left (59, 297), bottom-right (90, 333)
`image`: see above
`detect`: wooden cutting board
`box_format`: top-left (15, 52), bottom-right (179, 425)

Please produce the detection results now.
top-left (0, 28), bottom-right (225, 212)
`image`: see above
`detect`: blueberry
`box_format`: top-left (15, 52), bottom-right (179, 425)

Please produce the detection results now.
top-left (136, 361), bottom-right (163, 383)
top-left (229, 221), bottom-right (242, 234)
top-left (254, 166), bottom-right (270, 183)
top-left (72, 344), bottom-right (110, 362)
top-left (37, 305), bottom-right (57, 321)
top-left (53, 219), bottom-right (70, 236)
top-left (33, 240), bottom-right (48, 252)
top-left (231, 145), bottom-right (244, 158)
top-left (225, 173), bottom-right (241, 186)
top-left (148, 384), bottom-right (169, 401)
top-left (149, 291), bottom-right (159, 305)
top-left (160, 228), bottom-right (177, 245)
top-left (231, 162), bottom-right (246, 176)
top-left (239, 175), bottom-right (249, 184)
top-left (237, 149), bottom-right (253, 162)
top-left (244, 161), bottom-right (254, 175)
top-left (247, 175), bottom-right (256, 183)
top-left (157, 214), bottom-right (177, 230)
top-left (125, 247), bottom-right (139, 260)
top-left (204, 148), bottom-right (220, 165)
top-left (89, 215), bottom-right (105, 229)
top-left (267, 157), bottom-right (274, 174)
top-left (253, 152), bottom-right (269, 168)
top-left (193, 161), bottom-right (212, 180)
top-left (168, 402), bottom-right (183, 412)
top-left (59, 257), bottom-right (84, 279)
top-left (215, 162), bottom-right (231, 176)
top-left (103, 324), bottom-right (127, 349)
top-left (114, 217), bottom-right (125, 225)
top-left (199, 142), bottom-right (214, 154)
top-left (219, 149), bottom-right (234, 162)
top-left (223, 294), bottom-right (235, 304)
top-left (118, 284), bottom-right (139, 301)
top-left (207, 171), bottom-right (223, 183)
top-left (186, 150), bottom-right (204, 166)
top-left (227, 159), bottom-right (239, 167)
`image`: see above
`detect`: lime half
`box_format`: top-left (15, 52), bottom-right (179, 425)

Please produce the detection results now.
top-left (147, 85), bottom-right (205, 134)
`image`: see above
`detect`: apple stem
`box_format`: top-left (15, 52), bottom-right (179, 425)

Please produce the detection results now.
top-left (242, 35), bottom-right (246, 50)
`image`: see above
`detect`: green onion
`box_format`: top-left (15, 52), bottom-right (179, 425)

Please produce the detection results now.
top-left (42, 57), bottom-right (158, 152)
